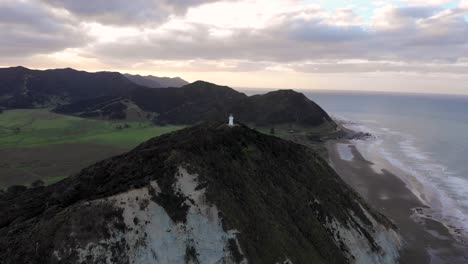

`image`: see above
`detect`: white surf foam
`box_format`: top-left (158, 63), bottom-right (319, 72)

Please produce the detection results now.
top-left (336, 116), bottom-right (468, 240)
top-left (336, 143), bottom-right (354, 161)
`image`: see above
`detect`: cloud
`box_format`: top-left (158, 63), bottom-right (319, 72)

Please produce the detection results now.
top-left (84, 3), bottom-right (468, 71)
top-left (40, 0), bottom-right (230, 25)
top-left (398, 0), bottom-right (453, 6)
top-left (0, 0), bottom-right (88, 57)
top-left (291, 60), bottom-right (468, 74)
top-left (460, 0), bottom-right (468, 10)
top-left (371, 5), bottom-right (440, 30)
top-left (1, 0), bottom-right (468, 79)
top-left (86, 7), bottom-right (368, 63)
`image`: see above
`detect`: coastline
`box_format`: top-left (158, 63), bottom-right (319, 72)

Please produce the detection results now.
top-left (326, 139), bottom-right (468, 263)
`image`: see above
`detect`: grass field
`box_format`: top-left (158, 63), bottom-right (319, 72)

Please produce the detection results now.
top-left (0, 109), bottom-right (183, 148)
top-left (0, 109), bottom-right (184, 188)
top-left (0, 110), bottom-right (336, 188)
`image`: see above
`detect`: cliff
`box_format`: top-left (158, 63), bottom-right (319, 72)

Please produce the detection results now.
top-left (0, 122), bottom-right (400, 263)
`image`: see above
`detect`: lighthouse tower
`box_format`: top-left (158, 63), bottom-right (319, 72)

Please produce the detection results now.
top-left (228, 114), bottom-right (234, 127)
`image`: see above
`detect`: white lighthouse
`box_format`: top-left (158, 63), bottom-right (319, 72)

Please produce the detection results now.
top-left (228, 114), bottom-right (234, 127)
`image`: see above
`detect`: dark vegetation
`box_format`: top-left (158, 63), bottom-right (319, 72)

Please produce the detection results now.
top-left (31, 180), bottom-right (45, 188)
top-left (55, 80), bottom-right (335, 127)
top-left (130, 81), bottom-right (334, 127)
top-left (54, 96), bottom-right (122, 114)
top-left (0, 66), bottom-right (335, 128)
top-left (0, 109), bottom-right (185, 188)
top-left (124, 73), bottom-right (188, 88)
top-left (0, 122), bottom-right (393, 264)
top-left (55, 96), bottom-right (128, 119)
top-left (0, 66), bottom-right (136, 109)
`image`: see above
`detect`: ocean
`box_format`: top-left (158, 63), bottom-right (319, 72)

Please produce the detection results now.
top-left (240, 88), bottom-right (468, 238)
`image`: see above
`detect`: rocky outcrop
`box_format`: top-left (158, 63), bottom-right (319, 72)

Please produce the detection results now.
top-left (0, 122), bottom-right (400, 263)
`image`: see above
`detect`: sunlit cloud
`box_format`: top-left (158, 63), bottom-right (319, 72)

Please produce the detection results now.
top-left (1, 0), bottom-right (467, 93)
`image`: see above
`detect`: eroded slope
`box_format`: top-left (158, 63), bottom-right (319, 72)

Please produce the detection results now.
top-left (0, 122), bottom-right (400, 263)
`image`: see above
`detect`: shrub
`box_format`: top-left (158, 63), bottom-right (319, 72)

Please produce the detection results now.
top-left (31, 180), bottom-right (45, 188)
top-left (6, 185), bottom-right (27, 195)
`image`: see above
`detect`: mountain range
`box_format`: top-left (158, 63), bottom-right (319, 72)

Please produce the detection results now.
top-left (0, 66), bottom-right (134, 108)
top-left (123, 73), bottom-right (188, 88)
top-left (0, 122), bottom-right (401, 264)
top-left (0, 66), bottom-right (335, 129)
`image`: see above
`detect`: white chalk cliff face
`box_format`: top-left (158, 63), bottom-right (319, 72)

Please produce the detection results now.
top-left (324, 205), bottom-right (401, 264)
top-left (51, 167), bottom-right (400, 264)
top-left (53, 168), bottom-right (246, 264)
top-left (0, 122), bottom-right (403, 264)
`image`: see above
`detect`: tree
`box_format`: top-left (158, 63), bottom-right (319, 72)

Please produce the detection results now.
top-left (6, 185), bottom-right (27, 195)
top-left (270, 127), bottom-right (275, 135)
top-left (31, 180), bottom-right (45, 188)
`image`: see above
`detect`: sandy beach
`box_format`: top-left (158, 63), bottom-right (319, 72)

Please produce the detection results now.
top-left (326, 140), bottom-right (468, 264)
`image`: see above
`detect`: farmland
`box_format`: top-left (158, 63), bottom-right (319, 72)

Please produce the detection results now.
top-left (0, 109), bottom-right (183, 188)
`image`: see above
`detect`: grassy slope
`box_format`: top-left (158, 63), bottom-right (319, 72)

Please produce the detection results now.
top-left (255, 121), bottom-right (340, 158)
top-left (0, 109), bottom-right (183, 148)
top-left (0, 109), bottom-right (184, 187)
top-left (0, 109), bottom-right (336, 188)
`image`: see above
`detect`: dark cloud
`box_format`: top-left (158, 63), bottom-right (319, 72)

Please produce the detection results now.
top-left (41, 0), bottom-right (229, 25)
top-left (397, 6), bottom-right (439, 18)
top-left (1, 0), bottom-right (467, 75)
top-left (0, 0), bottom-right (88, 57)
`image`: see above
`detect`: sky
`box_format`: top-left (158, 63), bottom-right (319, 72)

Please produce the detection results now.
top-left (1, 0), bottom-right (468, 94)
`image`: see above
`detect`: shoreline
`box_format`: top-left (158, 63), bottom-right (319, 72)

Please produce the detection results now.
top-left (326, 139), bottom-right (468, 263)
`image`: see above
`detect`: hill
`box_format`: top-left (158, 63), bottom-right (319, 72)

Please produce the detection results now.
top-left (0, 109), bottom-right (185, 188)
top-left (56, 80), bottom-right (335, 128)
top-left (124, 73), bottom-right (188, 88)
top-left (0, 66), bottom-right (137, 108)
top-left (0, 122), bottom-right (400, 263)
top-left (0, 66), bottom-right (334, 129)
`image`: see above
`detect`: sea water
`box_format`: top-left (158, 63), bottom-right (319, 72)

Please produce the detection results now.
top-left (241, 88), bottom-right (468, 238)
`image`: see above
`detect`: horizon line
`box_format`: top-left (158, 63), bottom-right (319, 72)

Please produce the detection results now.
top-left (3, 65), bottom-right (468, 97)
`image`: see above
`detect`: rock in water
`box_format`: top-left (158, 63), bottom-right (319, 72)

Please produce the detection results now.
top-left (0, 122), bottom-right (401, 264)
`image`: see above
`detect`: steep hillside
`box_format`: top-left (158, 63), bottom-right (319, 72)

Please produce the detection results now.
top-left (133, 81), bottom-right (249, 124)
top-left (245, 89), bottom-right (333, 126)
top-left (124, 73), bottom-right (188, 88)
top-left (55, 81), bottom-right (334, 128)
top-left (54, 96), bottom-right (128, 119)
top-left (131, 81), bottom-right (246, 114)
top-left (135, 81), bottom-right (334, 127)
top-left (0, 66), bottom-right (138, 108)
top-left (0, 67), bottom-right (334, 128)
top-left (0, 122), bottom-right (400, 264)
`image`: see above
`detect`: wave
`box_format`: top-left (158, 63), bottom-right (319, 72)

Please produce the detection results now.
top-left (336, 116), bottom-right (468, 240)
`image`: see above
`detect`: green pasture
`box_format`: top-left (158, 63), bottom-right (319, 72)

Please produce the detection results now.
top-left (0, 109), bottom-right (184, 149)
